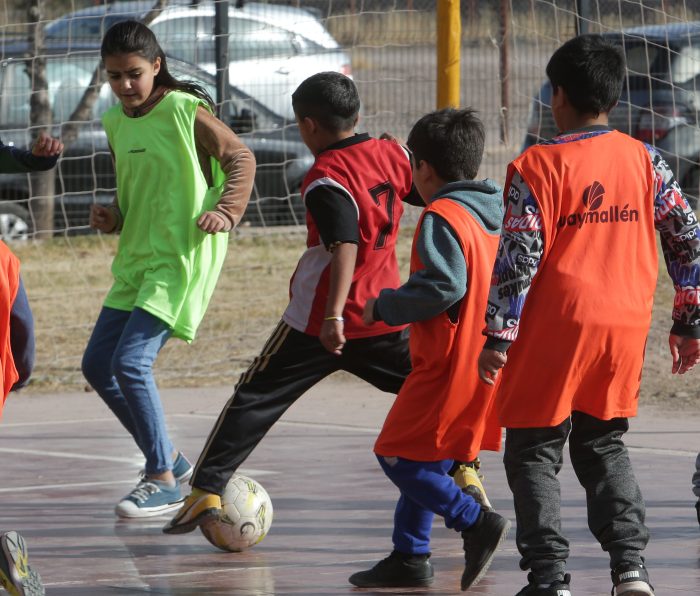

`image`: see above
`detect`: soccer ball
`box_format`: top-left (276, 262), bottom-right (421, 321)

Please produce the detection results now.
top-left (200, 474), bottom-right (273, 552)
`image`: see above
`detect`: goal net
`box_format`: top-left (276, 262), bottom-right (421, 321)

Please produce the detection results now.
top-left (0, 0), bottom-right (696, 389)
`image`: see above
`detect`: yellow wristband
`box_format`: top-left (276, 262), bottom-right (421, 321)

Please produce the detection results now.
top-left (323, 316), bottom-right (344, 322)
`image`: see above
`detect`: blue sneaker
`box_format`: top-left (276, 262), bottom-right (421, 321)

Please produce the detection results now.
top-left (172, 452), bottom-right (193, 483)
top-left (0, 531), bottom-right (44, 596)
top-left (115, 480), bottom-right (184, 519)
top-left (138, 452), bottom-right (193, 485)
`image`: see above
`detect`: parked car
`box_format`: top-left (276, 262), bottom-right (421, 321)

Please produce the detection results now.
top-left (0, 42), bottom-right (313, 240)
top-left (44, 0), bottom-right (352, 120)
top-left (522, 21), bottom-right (700, 208)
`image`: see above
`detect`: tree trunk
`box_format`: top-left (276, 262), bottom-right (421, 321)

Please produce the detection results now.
top-left (27, 0), bottom-right (55, 238)
top-left (61, 0), bottom-right (170, 146)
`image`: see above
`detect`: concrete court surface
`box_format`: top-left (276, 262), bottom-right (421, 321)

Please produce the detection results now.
top-left (0, 375), bottom-right (698, 595)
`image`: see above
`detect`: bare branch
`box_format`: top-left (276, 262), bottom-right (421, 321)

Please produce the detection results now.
top-left (61, 0), bottom-right (170, 146)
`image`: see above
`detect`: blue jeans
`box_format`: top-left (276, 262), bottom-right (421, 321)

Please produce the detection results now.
top-left (377, 455), bottom-right (481, 555)
top-left (82, 307), bottom-right (174, 475)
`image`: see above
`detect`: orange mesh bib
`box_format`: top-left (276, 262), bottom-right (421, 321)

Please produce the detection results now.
top-left (497, 131), bottom-right (658, 427)
top-left (0, 241), bottom-right (20, 415)
top-left (375, 198), bottom-right (501, 461)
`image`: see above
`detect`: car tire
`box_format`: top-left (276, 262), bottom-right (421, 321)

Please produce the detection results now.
top-left (0, 203), bottom-right (32, 241)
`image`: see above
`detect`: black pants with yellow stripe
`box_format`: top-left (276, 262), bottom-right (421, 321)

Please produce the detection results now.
top-left (191, 320), bottom-right (411, 495)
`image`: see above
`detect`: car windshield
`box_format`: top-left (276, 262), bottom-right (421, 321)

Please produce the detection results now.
top-left (0, 55), bottom-right (114, 126)
top-left (0, 53), bottom-right (281, 132)
top-left (670, 44), bottom-right (700, 85)
top-left (619, 37), bottom-right (700, 88)
top-left (45, 15), bottom-right (135, 40)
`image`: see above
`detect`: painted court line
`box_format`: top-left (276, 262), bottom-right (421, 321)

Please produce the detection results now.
top-left (0, 447), bottom-right (137, 463)
top-left (172, 413), bottom-right (382, 434)
top-left (0, 479), bottom-right (145, 494)
top-left (0, 468), bottom-right (276, 494)
top-left (0, 416), bottom-right (116, 428)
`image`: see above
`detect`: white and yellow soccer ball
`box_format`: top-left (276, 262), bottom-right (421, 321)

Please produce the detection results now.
top-left (200, 474), bottom-right (273, 552)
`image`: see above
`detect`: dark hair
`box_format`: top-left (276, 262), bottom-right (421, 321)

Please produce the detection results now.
top-left (546, 34), bottom-right (625, 115)
top-left (291, 72), bottom-right (359, 133)
top-left (101, 20), bottom-right (214, 109)
top-left (406, 108), bottom-right (485, 181)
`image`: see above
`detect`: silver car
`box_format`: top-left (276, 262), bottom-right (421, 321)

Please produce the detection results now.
top-left (45, 0), bottom-right (352, 120)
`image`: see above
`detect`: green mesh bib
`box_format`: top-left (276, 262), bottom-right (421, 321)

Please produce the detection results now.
top-left (102, 91), bottom-right (228, 341)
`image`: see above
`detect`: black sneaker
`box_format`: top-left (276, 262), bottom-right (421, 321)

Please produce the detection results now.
top-left (348, 550), bottom-right (434, 588)
top-left (515, 572), bottom-right (572, 595)
top-left (611, 562), bottom-right (654, 596)
top-left (460, 510), bottom-right (511, 591)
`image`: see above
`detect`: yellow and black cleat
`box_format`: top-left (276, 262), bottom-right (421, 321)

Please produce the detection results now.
top-left (162, 489), bottom-right (222, 535)
top-left (452, 459), bottom-right (493, 511)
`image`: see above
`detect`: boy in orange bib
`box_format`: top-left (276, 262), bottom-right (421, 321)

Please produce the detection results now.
top-left (0, 132), bottom-right (63, 595)
top-left (351, 109), bottom-right (510, 592)
top-left (478, 35), bottom-right (700, 596)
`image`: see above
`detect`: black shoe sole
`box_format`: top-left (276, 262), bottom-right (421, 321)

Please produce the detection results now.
top-left (162, 508), bottom-right (219, 535)
top-left (461, 518), bottom-right (511, 591)
top-left (348, 576), bottom-right (435, 588)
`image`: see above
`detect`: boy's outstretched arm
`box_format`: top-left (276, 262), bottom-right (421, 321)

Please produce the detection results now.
top-left (9, 277), bottom-right (35, 390)
top-left (479, 167), bottom-right (544, 382)
top-left (648, 147), bottom-right (700, 374)
top-left (0, 133), bottom-right (62, 174)
top-left (305, 183), bottom-right (360, 355)
top-left (321, 242), bottom-right (357, 355)
top-left (365, 212), bottom-right (467, 327)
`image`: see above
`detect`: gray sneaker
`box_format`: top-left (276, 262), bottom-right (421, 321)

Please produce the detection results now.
top-left (0, 531), bottom-right (44, 596)
top-left (611, 563), bottom-right (654, 596)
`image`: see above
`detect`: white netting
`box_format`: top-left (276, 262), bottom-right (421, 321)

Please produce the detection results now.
top-left (0, 0), bottom-right (697, 390)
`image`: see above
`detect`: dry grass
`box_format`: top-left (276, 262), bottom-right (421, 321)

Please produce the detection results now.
top-left (11, 225), bottom-right (413, 393)
top-left (11, 225), bottom-right (698, 410)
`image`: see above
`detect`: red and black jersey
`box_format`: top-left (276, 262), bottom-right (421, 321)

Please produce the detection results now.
top-left (282, 134), bottom-right (413, 338)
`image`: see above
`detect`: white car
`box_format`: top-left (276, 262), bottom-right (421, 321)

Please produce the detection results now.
top-left (45, 0), bottom-right (352, 119)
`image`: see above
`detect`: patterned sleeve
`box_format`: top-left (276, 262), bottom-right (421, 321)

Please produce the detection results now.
top-left (483, 165), bottom-right (544, 350)
top-left (647, 145), bottom-right (700, 337)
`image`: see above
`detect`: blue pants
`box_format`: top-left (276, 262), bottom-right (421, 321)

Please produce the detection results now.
top-left (82, 307), bottom-right (173, 475)
top-left (377, 455), bottom-right (482, 555)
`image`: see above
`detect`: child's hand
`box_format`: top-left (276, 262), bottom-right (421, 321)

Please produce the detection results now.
top-left (89, 204), bottom-right (116, 233)
top-left (320, 319), bottom-right (345, 356)
top-left (197, 211), bottom-right (228, 234)
top-left (379, 132), bottom-right (404, 145)
top-left (669, 334), bottom-right (700, 374)
top-left (31, 132), bottom-right (64, 157)
top-left (477, 349), bottom-right (507, 385)
top-left (362, 298), bottom-right (377, 325)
